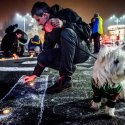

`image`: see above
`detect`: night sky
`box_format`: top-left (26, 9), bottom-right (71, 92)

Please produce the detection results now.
top-left (0, 0), bottom-right (125, 27)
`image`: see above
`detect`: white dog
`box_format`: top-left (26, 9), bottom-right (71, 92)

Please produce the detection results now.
top-left (91, 45), bottom-right (125, 116)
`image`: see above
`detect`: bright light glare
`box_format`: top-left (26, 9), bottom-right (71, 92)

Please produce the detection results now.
top-left (29, 82), bottom-right (35, 87)
top-left (2, 108), bottom-right (11, 115)
top-left (16, 13), bottom-right (22, 18)
top-left (26, 13), bottom-right (30, 17)
top-left (15, 13), bottom-right (31, 19)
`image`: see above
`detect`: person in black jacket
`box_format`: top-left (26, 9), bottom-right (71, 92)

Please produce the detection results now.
top-left (5, 24), bottom-right (18, 34)
top-left (24, 1), bottom-right (90, 93)
top-left (1, 29), bottom-right (27, 59)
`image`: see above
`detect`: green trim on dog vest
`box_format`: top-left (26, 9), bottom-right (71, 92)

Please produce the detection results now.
top-left (92, 83), bottom-right (122, 95)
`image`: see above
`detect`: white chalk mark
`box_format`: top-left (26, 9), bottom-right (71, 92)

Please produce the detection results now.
top-left (22, 61), bottom-right (37, 64)
top-left (0, 67), bottom-right (34, 71)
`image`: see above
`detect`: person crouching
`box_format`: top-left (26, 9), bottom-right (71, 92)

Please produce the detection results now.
top-left (28, 35), bottom-right (42, 58)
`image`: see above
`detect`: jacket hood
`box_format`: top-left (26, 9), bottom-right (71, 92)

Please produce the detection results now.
top-left (32, 35), bottom-right (39, 41)
top-left (49, 4), bottom-right (63, 16)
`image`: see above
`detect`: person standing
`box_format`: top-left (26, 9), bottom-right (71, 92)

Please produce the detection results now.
top-left (90, 13), bottom-right (103, 53)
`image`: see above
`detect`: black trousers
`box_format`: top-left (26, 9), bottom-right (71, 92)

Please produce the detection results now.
top-left (91, 33), bottom-right (101, 53)
top-left (37, 28), bottom-right (90, 77)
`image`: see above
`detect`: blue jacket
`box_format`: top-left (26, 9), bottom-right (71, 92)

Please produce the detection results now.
top-left (92, 16), bottom-right (103, 35)
top-left (28, 38), bottom-right (42, 51)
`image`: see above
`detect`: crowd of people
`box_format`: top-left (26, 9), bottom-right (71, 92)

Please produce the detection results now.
top-left (0, 1), bottom-right (104, 94)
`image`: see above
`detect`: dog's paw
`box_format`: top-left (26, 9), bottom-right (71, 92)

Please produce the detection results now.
top-left (105, 106), bottom-right (115, 116)
top-left (90, 100), bottom-right (101, 110)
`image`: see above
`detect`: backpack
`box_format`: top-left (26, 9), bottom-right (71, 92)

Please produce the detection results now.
top-left (78, 22), bottom-right (91, 51)
top-left (81, 22), bottom-right (91, 41)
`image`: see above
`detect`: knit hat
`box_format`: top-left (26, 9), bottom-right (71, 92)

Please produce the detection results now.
top-left (33, 35), bottom-right (39, 41)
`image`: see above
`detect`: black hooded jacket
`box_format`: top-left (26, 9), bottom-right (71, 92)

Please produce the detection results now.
top-left (1, 29), bottom-right (28, 55)
top-left (43, 5), bottom-right (90, 50)
top-left (1, 32), bottom-right (18, 54)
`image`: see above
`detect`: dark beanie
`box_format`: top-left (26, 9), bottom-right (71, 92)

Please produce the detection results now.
top-left (33, 35), bottom-right (39, 41)
top-left (15, 29), bottom-right (24, 34)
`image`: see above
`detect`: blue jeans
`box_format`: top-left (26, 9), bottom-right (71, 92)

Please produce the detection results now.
top-left (37, 28), bottom-right (90, 77)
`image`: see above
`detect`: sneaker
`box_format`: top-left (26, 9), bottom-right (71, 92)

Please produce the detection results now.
top-left (46, 76), bottom-right (72, 94)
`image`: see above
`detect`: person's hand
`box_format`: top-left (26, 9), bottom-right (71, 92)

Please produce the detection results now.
top-left (29, 53), bottom-right (35, 58)
top-left (24, 75), bottom-right (37, 83)
top-left (12, 53), bottom-right (19, 59)
top-left (30, 54), bottom-right (34, 58)
top-left (50, 18), bottom-right (63, 28)
top-left (44, 18), bottom-right (63, 32)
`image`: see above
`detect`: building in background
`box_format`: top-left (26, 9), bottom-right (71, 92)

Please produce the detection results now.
top-left (108, 25), bottom-right (125, 43)
top-left (104, 15), bottom-right (125, 44)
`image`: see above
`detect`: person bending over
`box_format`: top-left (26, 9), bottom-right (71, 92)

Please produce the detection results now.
top-left (1, 29), bottom-right (27, 59)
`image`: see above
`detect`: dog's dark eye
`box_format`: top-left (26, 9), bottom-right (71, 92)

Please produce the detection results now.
top-left (114, 59), bottom-right (119, 65)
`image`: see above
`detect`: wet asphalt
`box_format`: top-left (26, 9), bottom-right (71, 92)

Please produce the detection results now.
top-left (0, 55), bottom-right (125, 125)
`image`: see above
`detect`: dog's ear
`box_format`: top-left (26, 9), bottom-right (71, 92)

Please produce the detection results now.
top-left (97, 45), bottom-right (108, 63)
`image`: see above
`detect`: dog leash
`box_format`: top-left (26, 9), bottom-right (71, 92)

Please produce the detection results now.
top-left (69, 40), bottom-right (97, 60)
top-left (77, 44), bottom-right (97, 59)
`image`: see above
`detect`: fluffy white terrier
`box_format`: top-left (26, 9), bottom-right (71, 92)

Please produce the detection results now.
top-left (91, 45), bottom-right (125, 116)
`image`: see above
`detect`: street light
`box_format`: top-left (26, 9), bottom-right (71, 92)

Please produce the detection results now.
top-left (109, 15), bottom-right (120, 25)
top-left (119, 15), bottom-right (125, 24)
top-left (109, 15), bottom-right (121, 36)
top-left (15, 13), bottom-right (31, 32)
top-left (14, 12), bottom-right (41, 37)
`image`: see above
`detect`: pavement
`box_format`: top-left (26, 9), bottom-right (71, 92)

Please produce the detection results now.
top-left (0, 75), bottom-right (48, 125)
top-left (41, 57), bottom-right (125, 125)
top-left (0, 55), bottom-right (125, 125)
